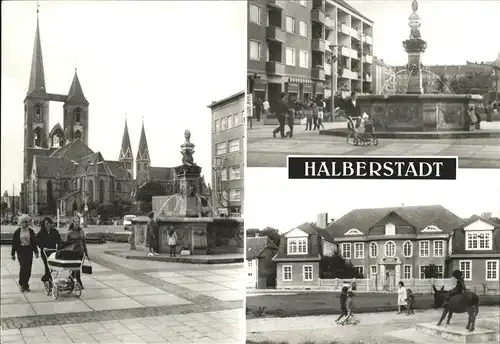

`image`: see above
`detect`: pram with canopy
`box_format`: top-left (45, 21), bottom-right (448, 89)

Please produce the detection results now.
top-left (346, 115), bottom-right (378, 147)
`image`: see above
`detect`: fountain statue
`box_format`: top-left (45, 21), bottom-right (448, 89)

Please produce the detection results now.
top-left (181, 129), bottom-right (195, 166)
top-left (320, 0), bottom-right (483, 135)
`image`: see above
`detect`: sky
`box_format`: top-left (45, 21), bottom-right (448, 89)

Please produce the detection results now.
top-left (345, 0), bottom-right (500, 66)
top-left (1, 1), bottom-right (246, 195)
top-left (245, 168), bottom-right (500, 231)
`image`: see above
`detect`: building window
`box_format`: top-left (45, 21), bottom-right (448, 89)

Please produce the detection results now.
top-left (459, 260), bottom-right (472, 281)
top-left (249, 3), bottom-right (261, 24)
top-left (303, 265), bottom-right (313, 281)
top-left (229, 166), bottom-right (240, 180)
top-left (234, 113), bottom-right (241, 126)
top-left (299, 0), bottom-right (308, 7)
top-left (299, 50), bottom-right (309, 68)
top-left (370, 265), bottom-right (377, 275)
top-left (485, 260), bottom-right (498, 281)
top-left (341, 243), bottom-right (351, 259)
top-left (229, 139), bottom-right (240, 153)
top-left (419, 241), bottom-right (430, 257)
top-left (384, 241), bottom-right (396, 257)
top-left (286, 16), bottom-right (295, 34)
top-left (221, 168), bottom-right (228, 181)
top-left (385, 223), bottom-right (395, 235)
top-left (249, 40), bottom-right (261, 60)
top-left (288, 238), bottom-right (308, 255)
top-left (466, 231), bottom-right (492, 250)
top-left (286, 47), bottom-right (296, 66)
top-left (403, 241), bottom-right (412, 257)
top-left (221, 117), bottom-right (227, 130)
top-left (433, 240), bottom-right (444, 257)
top-left (436, 265), bottom-right (444, 278)
top-left (283, 266), bottom-right (292, 281)
top-left (248, 260), bottom-right (252, 268)
top-left (299, 20), bottom-right (308, 37)
top-left (354, 242), bottom-right (364, 259)
top-left (369, 242), bottom-right (378, 258)
top-left (216, 142), bottom-right (226, 155)
top-left (75, 109), bottom-right (81, 123)
top-left (116, 182), bottom-right (121, 193)
top-left (227, 115), bottom-right (233, 129)
top-left (229, 189), bottom-right (241, 202)
top-left (403, 265), bottom-right (412, 279)
top-left (355, 266), bottom-right (364, 278)
top-left (419, 265), bottom-right (426, 279)
top-left (215, 119), bottom-right (221, 132)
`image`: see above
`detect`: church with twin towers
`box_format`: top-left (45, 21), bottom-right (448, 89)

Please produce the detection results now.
top-left (21, 8), bottom-right (190, 216)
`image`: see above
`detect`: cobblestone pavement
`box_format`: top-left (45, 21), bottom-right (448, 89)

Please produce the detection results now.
top-left (247, 121), bottom-right (500, 168)
top-left (246, 306), bottom-right (500, 344)
top-left (1, 245), bottom-right (244, 343)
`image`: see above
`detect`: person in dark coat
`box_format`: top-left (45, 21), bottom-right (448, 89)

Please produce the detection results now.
top-left (11, 214), bottom-right (39, 292)
top-left (146, 212), bottom-right (159, 256)
top-left (272, 92), bottom-right (289, 138)
top-left (286, 108), bottom-right (295, 138)
top-left (255, 98), bottom-right (262, 121)
top-left (62, 219), bottom-right (89, 289)
top-left (445, 269), bottom-right (466, 304)
top-left (335, 286), bottom-right (349, 324)
top-left (345, 91), bottom-right (362, 119)
top-left (37, 217), bottom-right (61, 285)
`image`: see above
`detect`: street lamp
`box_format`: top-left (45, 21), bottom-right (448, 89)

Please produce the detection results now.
top-left (329, 44), bottom-right (338, 119)
top-left (71, 159), bottom-right (103, 228)
top-left (212, 156), bottom-right (229, 217)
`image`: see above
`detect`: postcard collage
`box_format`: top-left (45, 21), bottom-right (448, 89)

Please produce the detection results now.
top-left (1, 1), bottom-right (499, 344)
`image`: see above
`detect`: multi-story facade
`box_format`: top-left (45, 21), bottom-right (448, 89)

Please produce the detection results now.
top-left (325, 205), bottom-right (464, 291)
top-left (247, 235), bottom-right (279, 289)
top-left (447, 215), bottom-right (500, 291)
top-left (247, 0), bottom-right (373, 112)
top-left (208, 91), bottom-right (245, 218)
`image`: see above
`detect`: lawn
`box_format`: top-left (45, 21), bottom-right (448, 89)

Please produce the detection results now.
top-left (246, 291), bottom-right (500, 319)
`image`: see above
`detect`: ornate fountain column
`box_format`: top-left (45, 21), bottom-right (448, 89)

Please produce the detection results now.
top-left (403, 0), bottom-right (427, 94)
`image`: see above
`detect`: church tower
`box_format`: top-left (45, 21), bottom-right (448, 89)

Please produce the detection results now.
top-left (63, 69), bottom-right (89, 144)
top-left (119, 118), bottom-right (134, 179)
top-left (136, 119), bottom-right (151, 181)
top-left (24, 6), bottom-right (50, 182)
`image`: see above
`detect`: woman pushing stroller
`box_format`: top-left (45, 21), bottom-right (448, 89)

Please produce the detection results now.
top-left (37, 217), bottom-right (61, 288)
top-left (57, 219), bottom-right (89, 289)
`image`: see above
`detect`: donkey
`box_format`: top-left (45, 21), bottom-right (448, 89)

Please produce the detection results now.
top-left (432, 285), bottom-right (479, 331)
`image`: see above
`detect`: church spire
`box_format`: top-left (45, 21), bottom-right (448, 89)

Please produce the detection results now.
top-left (66, 69), bottom-right (88, 104)
top-left (136, 118), bottom-right (150, 161)
top-left (27, 3), bottom-right (46, 96)
top-left (119, 117), bottom-right (133, 160)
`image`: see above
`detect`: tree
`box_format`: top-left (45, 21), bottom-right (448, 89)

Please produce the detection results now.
top-left (135, 181), bottom-right (165, 203)
top-left (96, 202), bottom-right (114, 221)
top-left (80, 200), bottom-right (98, 213)
top-left (246, 227), bottom-right (281, 247)
top-left (320, 251), bottom-right (363, 279)
top-left (424, 264), bottom-right (439, 279)
top-left (1, 201), bottom-right (8, 219)
top-left (245, 228), bottom-right (260, 236)
top-left (112, 199), bottom-right (132, 218)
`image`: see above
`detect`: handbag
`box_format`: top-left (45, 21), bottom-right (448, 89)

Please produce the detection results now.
top-left (82, 257), bottom-right (93, 275)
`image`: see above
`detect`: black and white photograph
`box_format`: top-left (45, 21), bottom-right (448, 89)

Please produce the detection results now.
top-left (245, 168), bottom-right (500, 344)
top-left (1, 1), bottom-right (245, 343)
top-left (247, 0), bottom-right (500, 168)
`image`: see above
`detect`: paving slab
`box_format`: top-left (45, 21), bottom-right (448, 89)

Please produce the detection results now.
top-left (116, 285), bottom-right (166, 296)
top-left (178, 283), bottom-right (230, 292)
top-left (133, 294), bottom-right (191, 307)
top-left (83, 297), bottom-right (143, 311)
top-left (30, 300), bottom-right (92, 315)
top-left (1, 303), bottom-right (36, 317)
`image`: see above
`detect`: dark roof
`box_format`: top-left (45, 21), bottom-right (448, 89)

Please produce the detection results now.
top-left (326, 205), bottom-right (465, 237)
top-left (66, 70), bottom-right (88, 104)
top-left (26, 148), bottom-right (53, 178)
top-left (85, 152), bottom-right (113, 176)
top-left (246, 236), bottom-right (278, 259)
top-left (149, 167), bottom-right (174, 181)
top-left (27, 15), bottom-right (46, 96)
top-left (207, 91), bottom-right (245, 109)
top-left (296, 222), bottom-right (334, 242)
top-left (136, 121), bottom-right (150, 161)
top-left (339, 0), bottom-right (373, 24)
top-left (119, 119), bottom-right (133, 160)
top-left (50, 139), bottom-right (94, 161)
top-left (461, 215), bottom-right (500, 228)
top-left (49, 123), bottom-right (65, 138)
top-left (34, 156), bottom-right (78, 179)
top-left (107, 161), bottom-right (131, 181)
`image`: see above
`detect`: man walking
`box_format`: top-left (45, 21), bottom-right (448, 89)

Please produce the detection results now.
top-left (272, 92), bottom-right (288, 138)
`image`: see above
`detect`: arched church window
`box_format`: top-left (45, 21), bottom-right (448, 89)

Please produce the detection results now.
top-left (75, 130), bottom-right (82, 140)
top-left (75, 109), bottom-right (81, 123)
top-left (99, 180), bottom-right (105, 203)
top-left (52, 135), bottom-right (60, 148)
top-left (116, 182), bottom-right (122, 193)
top-left (34, 129), bottom-right (41, 147)
top-left (63, 181), bottom-right (69, 190)
top-left (34, 105), bottom-right (42, 122)
top-left (88, 180), bottom-right (94, 201)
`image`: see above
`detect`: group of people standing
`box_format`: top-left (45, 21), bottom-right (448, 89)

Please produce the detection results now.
top-left (11, 214), bottom-right (89, 292)
top-left (252, 97), bottom-right (270, 122)
top-left (145, 211), bottom-right (179, 257)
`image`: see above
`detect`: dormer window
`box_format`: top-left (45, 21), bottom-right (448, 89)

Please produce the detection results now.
top-left (287, 237), bottom-right (307, 255)
top-left (385, 223), bottom-right (395, 235)
top-left (75, 109), bottom-right (81, 123)
top-left (422, 225), bottom-right (442, 232)
top-left (345, 228), bottom-right (363, 235)
top-left (466, 232), bottom-right (492, 250)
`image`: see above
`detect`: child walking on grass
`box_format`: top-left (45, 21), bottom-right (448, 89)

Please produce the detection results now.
top-left (335, 286), bottom-right (349, 324)
top-left (339, 291), bottom-right (356, 325)
top-left (406, 289), bottom-right (415, 315)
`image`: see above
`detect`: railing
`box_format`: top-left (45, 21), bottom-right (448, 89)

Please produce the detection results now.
top-left (325, 16), bottom-right (335, 28)
top-left (312, 38), bottom-right (326, 52)
top-left (365, 74), bottom-right (372, 82)
top-left (312, 67), bottom-right (326, 81)
top-left (350, 49), bottom-right (358, 59)
top-left (324, 63), bottom-right (331, 76)
top-left (363, 54), bottom-right (373, 64)
top-left (266, 0), bottom-right (286, 9)
top-left (351, 71), bottom-right (359, 80)
top-left (341, 46), bottom-right (350, 57)
top-left (338, 23), bottom-right (350, 35)
top-left (364, 34), bottom-right (373, 45)
top-left (350, 28), bottom-right (359, 39)
top-left (311, 8), bottom-right (326, 23)
top-left (266, 26), bottom-right (286, 43)
top-left (342, 68), bottom-right (351, 79)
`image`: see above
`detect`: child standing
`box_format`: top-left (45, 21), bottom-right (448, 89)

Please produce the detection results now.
top-left (340, 291), bottom-right (356, 325)
top-left (397, 281), bottom-right (407, 314)
top-left (317, 107), bottom-right (325, 130)
top-left (335, 286), bottom-right (349, 324)
top-left (405, 289), bottom-right (415, 315)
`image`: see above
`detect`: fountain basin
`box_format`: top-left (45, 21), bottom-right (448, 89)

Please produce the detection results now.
top-left (131, 216), bottom-right (244, 255)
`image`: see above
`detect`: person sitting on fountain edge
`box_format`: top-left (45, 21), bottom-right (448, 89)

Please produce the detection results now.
top-left (445, 269), bottom-right (467, 303)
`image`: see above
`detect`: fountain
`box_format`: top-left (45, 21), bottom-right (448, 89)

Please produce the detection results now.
top-left (321, 0), bottom-right (497, 139)
top-left (131, 130), bottom-right (244, 256)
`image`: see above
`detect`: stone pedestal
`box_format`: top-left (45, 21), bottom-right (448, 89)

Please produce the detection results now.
top-left (174, 164), bottom-right (203, 218)
top-left (406, 52), bottom-right (424, 94)
top-left (378, 264), bottom-right (385, 291)
top-left (416, 323), bottom-right (497, 344)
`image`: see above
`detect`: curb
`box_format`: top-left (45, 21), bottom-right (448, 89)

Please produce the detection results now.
top-left (103, 250), bottom-right (244, 264)
top-left (319, 128), bottom-right (500, 139)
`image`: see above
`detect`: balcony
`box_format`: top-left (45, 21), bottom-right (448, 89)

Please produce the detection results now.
top-left (324, 16), bottom-right (335, 29)
top-left (311, 9), bottom-right (326, 24)
top-left (351, 71), bottom-right (359, 80)
top-left (324, 63), bottom-right (331, 76)
top-left (363, 54), bottom-right (373, 64)
top-left (350, 49), bottom-right (359, 59)
top-left (266, 61), bottom-right (285, 76)
top-left (266, 26), bottom-right (286, 43)
top-left (338, 23), bottom-right (351, 35)
top-left (311, 67), bottom-right (326, 81)
top-left (312, 38), bottom-right (326, 52)
top-left (341, 46), bottom-right (350, 57)
top-left (363, 34), bottom-right (373, 45)
top-left (340, 68), bottom-right (351, 79)
top-left (350, 28), bottom-right (360, 39)
top-left (364, 74), bottom-right (372, 82)
top-left (267, 0), bottom-right (286, 9)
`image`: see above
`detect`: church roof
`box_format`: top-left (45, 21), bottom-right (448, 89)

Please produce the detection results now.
top-left (27, 11), bottom-right (46, 97)
top-left (119, 119), bottom-right (133, 160)
top-left (107, 161), bottom-right (132, 181)
top-left (50, 139), bottom-right (94, 162)
top-left (149, 166), bottom-right (174, 181)
top-left (33, 156), bottom-right (79, 179)
top-left (136, 120), bottom-right (150, 161)
top-left (85, 152), bottom-right (114, 176)
top-left (66, 70), bottom-right (88, 105)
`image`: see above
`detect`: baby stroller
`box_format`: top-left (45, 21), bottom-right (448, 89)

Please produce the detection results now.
top-left (346, 116), bottom-right (378, 147)
top-left (44, 248), bottom-right (84, 300)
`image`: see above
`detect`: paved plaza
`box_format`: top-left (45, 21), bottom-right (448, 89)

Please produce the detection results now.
top-left (247, 306), bottom-right (500, 344)
top-left (0, 244), bottom-right (244, 344)
top-left (247, 121), bottom-right (500, 168)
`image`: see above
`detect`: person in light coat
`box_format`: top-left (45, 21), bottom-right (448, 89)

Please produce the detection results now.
top-left (397, 281), bottom-right (407, 314)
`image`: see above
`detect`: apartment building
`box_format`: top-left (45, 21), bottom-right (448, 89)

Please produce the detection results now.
top-left (247, 0), bottom-right (374, 111)
top-left (208, 91), bottom-right (245, 218)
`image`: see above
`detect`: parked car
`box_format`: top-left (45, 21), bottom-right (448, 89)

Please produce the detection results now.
top-left (123, 215), bottom-right (137, 231)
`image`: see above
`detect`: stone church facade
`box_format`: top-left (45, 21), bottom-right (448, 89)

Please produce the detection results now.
top-left (20, 10), bottom-right (197, 217)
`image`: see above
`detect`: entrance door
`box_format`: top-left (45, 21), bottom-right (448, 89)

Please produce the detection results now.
top-left (385, 267), bottom-right (396, 292)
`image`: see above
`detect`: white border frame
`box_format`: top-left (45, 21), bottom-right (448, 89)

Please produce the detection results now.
top-left (418, 265), bottom-right (426, 279)
top-left (285, 16), bottom-right (296, 34)
top-left (287, 237), bottom-right (308, 255)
